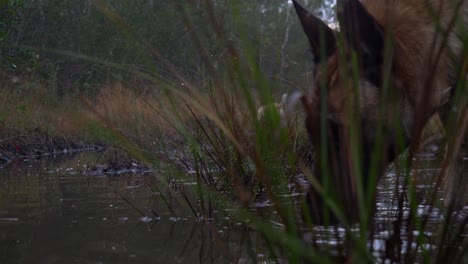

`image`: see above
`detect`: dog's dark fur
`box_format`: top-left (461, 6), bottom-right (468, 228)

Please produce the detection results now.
top-left (292, 0), bottom-right (467, 224)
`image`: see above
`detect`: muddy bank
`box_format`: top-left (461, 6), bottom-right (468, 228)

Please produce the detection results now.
top-left (0, 134), bottom-right (156, 176)
top-left (0, 134), bottom-right (103, 164)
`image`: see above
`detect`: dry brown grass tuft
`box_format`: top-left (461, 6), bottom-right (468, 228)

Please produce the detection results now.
top-left (0, 83), bottom-right (86, 137)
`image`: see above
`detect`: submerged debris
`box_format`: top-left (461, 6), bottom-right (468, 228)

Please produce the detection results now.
top-left (81, 148), bottom-right (152, 176)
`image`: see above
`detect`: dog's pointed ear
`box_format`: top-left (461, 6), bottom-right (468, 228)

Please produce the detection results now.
top-left (292, 0), bottom-right (336, 64)
top-left (337, 0), bottom-right (384, 85)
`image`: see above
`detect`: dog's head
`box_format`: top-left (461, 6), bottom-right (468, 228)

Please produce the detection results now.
top-left (292, 0), bottom-right (412, 223)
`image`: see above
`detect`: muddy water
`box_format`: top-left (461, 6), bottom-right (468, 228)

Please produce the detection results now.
top-left (0, 151), bottom-right (466, 263)
top-left (0, 153), bottom-right (262, 264)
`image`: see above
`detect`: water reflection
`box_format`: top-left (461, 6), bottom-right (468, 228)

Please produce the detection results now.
top-left (0, 151), bottom-right (466, 263)
top-left (0, 153), bottom-right (258, 264)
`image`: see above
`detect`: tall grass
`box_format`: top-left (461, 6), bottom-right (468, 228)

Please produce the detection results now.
top-left (75, 0), bottom-right (467, 262)
top-left (149, 1), bottom-right (466, 263)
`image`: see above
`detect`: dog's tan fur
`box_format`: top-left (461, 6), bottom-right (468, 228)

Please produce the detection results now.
top-left (293, 0), bottom-right (467, 223)
top-left (312, 0), bottom-right (467, 132)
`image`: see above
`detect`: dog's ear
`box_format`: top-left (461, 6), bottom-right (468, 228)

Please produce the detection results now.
top-left (337, 0), bottom-right (384, 85)
top-left (292, 0), bottom-right (336, 64)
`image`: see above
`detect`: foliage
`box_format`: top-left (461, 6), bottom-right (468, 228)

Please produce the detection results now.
top-left (0, 0), bottom-right (39, 73)
top-left (0, 1), bottom-right (337, 96)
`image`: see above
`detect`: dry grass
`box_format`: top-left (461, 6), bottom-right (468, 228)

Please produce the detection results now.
top-left (0, 83), bottom-right (87, 137)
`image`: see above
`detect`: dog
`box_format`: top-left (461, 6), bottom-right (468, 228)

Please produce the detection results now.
top-left (291, 0), bottom-right (467, 224)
